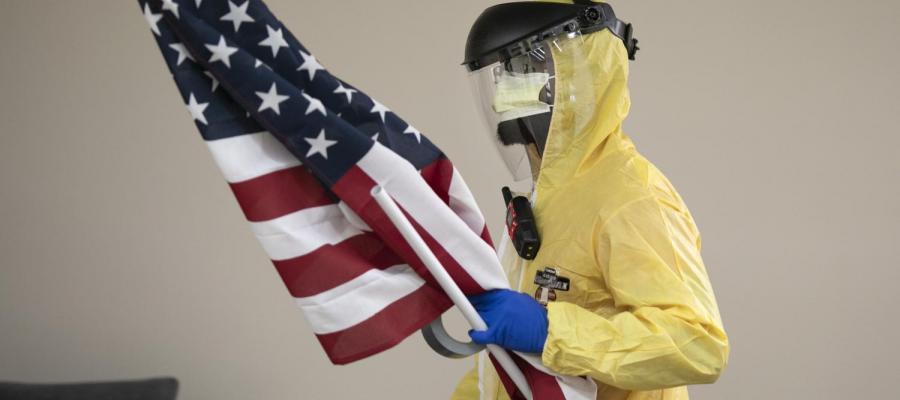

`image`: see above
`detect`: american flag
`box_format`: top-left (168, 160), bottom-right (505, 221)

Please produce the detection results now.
top-left (138, 1), bottom-right (596, 398)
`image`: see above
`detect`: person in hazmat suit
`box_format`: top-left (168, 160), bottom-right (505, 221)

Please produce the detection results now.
top-left (451, 1), bottom-right (729, 399)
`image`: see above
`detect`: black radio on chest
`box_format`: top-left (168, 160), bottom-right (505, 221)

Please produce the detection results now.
top-left (502, 186), bottom-right (541, 260)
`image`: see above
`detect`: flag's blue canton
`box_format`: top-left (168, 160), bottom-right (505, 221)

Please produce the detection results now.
top-left (140, 0), bottom-right (441, 185)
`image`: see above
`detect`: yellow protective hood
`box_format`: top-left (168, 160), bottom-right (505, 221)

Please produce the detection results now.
top-left (537, 18), bottom-right (632, 193)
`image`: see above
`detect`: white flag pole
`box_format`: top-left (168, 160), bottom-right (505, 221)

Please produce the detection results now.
top-left (371, 186), bottom-right (533, 400)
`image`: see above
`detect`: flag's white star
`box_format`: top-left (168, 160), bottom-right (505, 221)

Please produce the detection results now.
top-left (372, 132), bottom-right (380, 141)
top-left (333, 82), bottom-right (357, 103)
top-left (195, 0), bottom-right (203, 8)
top-left (255, 83), bottom-right (290, 115)
top-left (143, 3), bottom-right (163, 37)
top-left (370, 99), bottom-right (390, 123)
top-left (301, 92), bottom-right (327, 116)
top-left (203, 71), bottom-right (219, 92)
top-left (205, 35), bottom-right (238, 68)
top-left (161, 0), bottom-right (180, 18)
top-left (220, 1), bottom-right (254, 32)
top-left (305, 130), bottom-right (338, 159)
top-left (254, 59), bottom-right (264, 68)
top-left (186, 93), bottom-right (209, 125)
top-left (168, 42), bottom-right (194, 66)
top-left (403, 124), bottom-right (422, 143)
top-left (258, 25), bottom-right (289, 58)
top-left (297, 50), bottom-right (324, 80)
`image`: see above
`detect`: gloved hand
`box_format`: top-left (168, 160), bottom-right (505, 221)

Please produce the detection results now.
top-left (467, 289), bottom-right (548, 354)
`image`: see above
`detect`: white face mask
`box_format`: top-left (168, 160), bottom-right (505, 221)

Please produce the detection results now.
top-left (491, 71), bottom-right (552, 122)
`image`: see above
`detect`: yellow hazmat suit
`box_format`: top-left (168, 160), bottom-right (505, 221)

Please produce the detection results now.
top-left (452, 12), bottom-right (729, 400)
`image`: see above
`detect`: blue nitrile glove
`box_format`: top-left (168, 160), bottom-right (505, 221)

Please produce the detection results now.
top-left (467, 289), bottom-right (549, 354)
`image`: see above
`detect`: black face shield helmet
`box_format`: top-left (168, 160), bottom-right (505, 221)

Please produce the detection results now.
top-left (463, 1), bottom-right (637, 183)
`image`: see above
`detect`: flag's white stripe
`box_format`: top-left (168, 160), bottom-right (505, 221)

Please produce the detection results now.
top-left (296, 264), bottom-right (425, 335)
top-left (358, 143), bottom-right (508, 290)
top-left (250, 204), bottom-right (362, 261)
top-left (448, 167), bottom-right (487, 236)
top-left (206, 131), bottom-right (300, 183)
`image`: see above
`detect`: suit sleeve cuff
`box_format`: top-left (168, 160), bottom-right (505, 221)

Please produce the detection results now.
top-left (541, 302), bottom-right (582, 374)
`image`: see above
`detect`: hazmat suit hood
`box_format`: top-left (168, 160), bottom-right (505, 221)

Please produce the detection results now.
top-left (535, 22), bottom-right (632, 193)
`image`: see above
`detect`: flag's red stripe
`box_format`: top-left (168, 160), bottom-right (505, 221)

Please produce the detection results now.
top-left (274, 233), bottom-right (405, 298)
top-left (315, 283), bottom-right (452, 365)
top-left (492, 354), bottom-right (526, 400)
top-left (229, 166), bottom-right (334, 222)
top-left (333, 166), bottom-right (486, 295)
top-left (517, 355), bottom-right (567, 400)
top-left (480, 225), bottom-right (493, 248)
top-left (419, 156), bottom-right (454, 205)
top-left (490, 354), bottom-right (568, 400)
top-left (424, 157), bottom-right (495, 248)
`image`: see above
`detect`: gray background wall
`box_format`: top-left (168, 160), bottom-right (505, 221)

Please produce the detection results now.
top-left (1, 1), bottom-right (898, 399)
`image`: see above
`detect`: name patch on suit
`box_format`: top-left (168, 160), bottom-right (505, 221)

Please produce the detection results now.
top-left (533, 267), bottom-right (570, 305)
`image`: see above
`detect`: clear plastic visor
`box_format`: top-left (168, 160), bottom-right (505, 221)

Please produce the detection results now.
top-left (467, 41), bottom-right (557, 185)
top-left (468, 32), bottom-right (598, 189)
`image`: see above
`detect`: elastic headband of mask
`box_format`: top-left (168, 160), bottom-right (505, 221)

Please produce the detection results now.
top-left (465, 1), bottom-right (639, 71)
